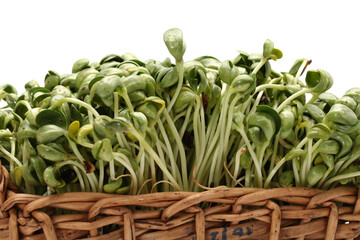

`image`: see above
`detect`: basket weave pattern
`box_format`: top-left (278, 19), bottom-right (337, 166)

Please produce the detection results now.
top-left (1, 164), bottom-right (360, 240)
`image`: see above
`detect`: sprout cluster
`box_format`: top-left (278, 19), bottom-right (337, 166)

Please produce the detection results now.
top-left (1, 28), bottom-right (360, 196)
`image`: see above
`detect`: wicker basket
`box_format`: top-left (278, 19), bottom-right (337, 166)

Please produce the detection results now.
top-left (1, 163), bottom-right (360, 240)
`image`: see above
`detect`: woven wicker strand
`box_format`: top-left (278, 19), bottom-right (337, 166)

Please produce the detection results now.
top-left (1, 164), bottom-right (360, 240)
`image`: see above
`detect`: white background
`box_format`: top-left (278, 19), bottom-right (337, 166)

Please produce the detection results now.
top-left (0, 0), bottom-right (359, 99)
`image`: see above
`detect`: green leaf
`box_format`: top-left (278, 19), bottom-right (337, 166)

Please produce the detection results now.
top-left (307, 164), bottom-right (327, 186)
top-left (305, 69), bottom-right (333, 93)
top-left (279, 170), bottom-right (294, 187)
top-left (240, 150), bottom-right (251, 169)
top-left (340, 165), bottom-right (360, 185)
top-left (30, 156), bottom-right (47, 185)
top-left (173, 89), bottom-right (196, 113)
top-left (285, 149), bottom-right (306, 161)
top-left (36, 109), bottom-right (67, 129)
top-left (256, 105), bottom-right (282, 135)
top-left (219, 60), bottom-right (239, 85)
top-left (100, 54), bottom-right (124, 64)
top-left (72, 59), bottom-right (90, 73)
top-left (230, 74), bottom-right (256, 95)
top-left (163, 28), bottom-right (186, 62)
top-left (248, 111), bottom-right (276, 143)
top-left (307, 123), bottom-right (331, 140)
top-left (318, 140), bottom-right (340, 155)
top-left (37, 144), bottom-right (68, 162)
top-left (329, 131), bottom-right (352, 158)
top-left (279, 107), bottom-right (295, 139)
top-left (326, 103), bottom-right (358, 126)
top-left (263, 39), bottom-right (274, 58)
top-left (103, 178), bottom-right (122, 193)
top-left (93, 138), bottom-right (113, 162)
top-left (36, 124), bottom-right (65, 144)
top-left (305, 103), bottom-right (326, 123)
top-left (43, 166), bottom-right (65, 188)
top-left (45, 70), bottom-right (60, 90)
top-left (159, 66), bottom-right (179, 88)
top-left (318, 92), bottom-right (338, 108)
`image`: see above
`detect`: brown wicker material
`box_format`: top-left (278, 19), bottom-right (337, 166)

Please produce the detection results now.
top-left (1, 164), bottom-right (360, 239)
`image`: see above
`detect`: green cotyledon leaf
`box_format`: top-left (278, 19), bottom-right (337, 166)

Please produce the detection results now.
top-left (163, 28), bottom-right (186, 62)
top-left (248, 111), bottom-right (276, 143)
top-left (307, 164), bottom-right (327, 187)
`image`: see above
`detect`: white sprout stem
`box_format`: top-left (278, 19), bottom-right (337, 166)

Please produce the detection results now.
top-left (269, 134), bottom-right (280, 172)
top-left (55, 160), bottom-right (94, 192)
top-left (205, 103), bottom-right (221, 143)
top-left (10, 139), bottom-right (17, 173)
top-left (115, 133), bottom-right (125, 148)
top-left (129, 128), bottom-right (182, 191)
top-left (255, 84), bottom-right (286, 94)
top-left (237, 127), bottom-right (262, 188)
top-left (222, 93), bottom-right (241, 161)
top-left (149, 155), bottom-right (156, 186)
top-left (198, 99), bottom-right (207, 162)
top-left (316, 166), bottom-right (334, 189)
top-left (66, 164), bottom-right (85, 192)
top-left (166, 60), bottom-right (184, 113)
top-left (257, 144), bottom-right (268, 173)
top-left (172, 105), bottom-right (193, 162)
top-left (208, 147), bottom-right (221, 186)
top-left (98, 160), bottom-right (104, 192)
top-left (87, 109), bottom-right (98, 143)
top-left (264, 156), bottom-right (286, 188)
top-left (210, 86), bottom-right (231, 185)
top-left (140, 150), bottom-right (147, 188)
top-left (214, 93), bottom-right (241, 185)
top-left (119, 90), bottom-right (134, 113)
top-left (235, 175), bottom-right (247, 186)
top-left (196, 120), bottom-right (221, 186)
top-left (194, 140), bottom-right (218, 189)
top-left (240, 95), bottom-right (252, 113)
top-left (157, 119), bottom-right (178, 182)
top-left (114, 91), bottom-right (119, 118)
top-left (109, 159), bottom-right (115, 180)
top-left (306, 139), bottom-right (323, 173)
top-left (276, 88), bottom-right (311, 113)
top-left (338, 151), bottom-right (360, 174)
top-left (163, 110), bottom-right (189, 191)
top-left (293, 59), bottom-right (308, 85)
top-left (261, 147), bottom-right (273, 168)
top-left (264, 135), bottom-right (309, 188)
top-left (155, 140), bottom-right (167, 164)
top-left (67, 140), bottom-right (99, 189)
top-left (322, 171), bottom-right (360, 190)
top-left (192, 95), bottom-right (201, 165)
top-left (113, 156), bottom-right (138, 193)
top-left (173, 110), bottom-right (187, 123)
top-left (300, 138), bottom-right (313, 186)
top-left (136, 146), bottom-right (145, 187)
top-left (248, 91), bottom-right (264, 119)
top-left (0, 144), bottom-right (23, 167)
top-left (233, 146), bottom-right (245, 183)
top-left (292, 158), bottom-right (300, 187)
top-left (226, 135), bottom-right (237, 159)
top-left (251, 58), bottom-right (267, 75)
top-left (51, 98), bottom-right (99, 118)
top-left (245, 168), bottom-right (251, 187)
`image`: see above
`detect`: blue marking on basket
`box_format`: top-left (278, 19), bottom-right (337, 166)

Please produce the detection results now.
top-left (246, 226), bottom-right (252, 235)
top-left (233, 227), bottom-right (244, 236)
top-left (187, 232), bottom-right (194, 236)
top-left (232, 226), bottom-right (253, 236)
top-left (222, 224), bottom-right (227, 240)
top-left (210, 231), bottom-right (219, 240)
